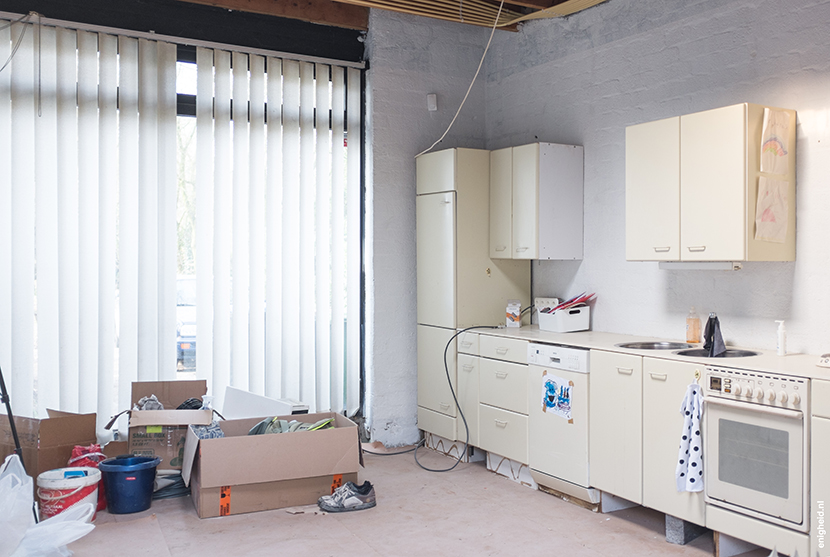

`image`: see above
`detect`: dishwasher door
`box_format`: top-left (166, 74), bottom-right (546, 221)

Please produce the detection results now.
top-left (527, 362), bottom-right (590, 488)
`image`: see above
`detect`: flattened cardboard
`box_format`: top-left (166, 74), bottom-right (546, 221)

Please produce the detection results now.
top-left (182, 412), bottom-right (361, 518)
top-left (0, 410), bottom-right (97, 487)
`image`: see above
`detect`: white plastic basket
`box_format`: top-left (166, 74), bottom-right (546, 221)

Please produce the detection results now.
top-left (538, 305), bottom-right (590, 333)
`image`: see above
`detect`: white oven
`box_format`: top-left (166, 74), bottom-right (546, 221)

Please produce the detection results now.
top-left (704, 366), bottom-right (809, 532)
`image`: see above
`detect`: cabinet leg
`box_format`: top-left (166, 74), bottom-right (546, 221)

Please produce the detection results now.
top-left (666, 514), bottom-right (707, 545)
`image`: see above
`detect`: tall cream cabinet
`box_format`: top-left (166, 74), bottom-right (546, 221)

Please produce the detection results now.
top-left (490, 143), bottom-right (584, 261)
top-left (626, 103), bottom-right (797, 262)
top-left (416, 148), bottom-right (531, 441)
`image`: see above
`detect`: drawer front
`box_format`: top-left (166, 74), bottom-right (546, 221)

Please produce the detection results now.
top-left (479, 405), bottom-right (528, 464)
top-left (480, 335), bottom-right (528, 365)
top-left (813, 380), bottom-right (830, 419)
top-left (418, 406), bottom-right (457, 441)
top-left (479, 358), bottom-right (528, 414)
top-left (457, 331), bottom-right (480, 356)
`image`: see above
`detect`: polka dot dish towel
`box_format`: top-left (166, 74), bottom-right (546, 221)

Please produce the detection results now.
top-left (676, 383), bottom-right (704, 492)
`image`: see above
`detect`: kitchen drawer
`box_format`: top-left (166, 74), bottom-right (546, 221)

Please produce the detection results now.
top-left (480, 334), bottom-right (527, 365)
top-left (458, 331), bottom-right (479, 356)
top-left (479, 404), bottom-right (528, 464)
top-left (418, 406), bottom-right (457, 441)
top-left (479, 357), bottom-right (528, 414)
top-left (813, 380), bottom-right (830, 418)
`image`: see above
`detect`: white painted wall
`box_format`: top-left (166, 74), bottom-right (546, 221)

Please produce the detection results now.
top-left (365, 0), bottom-right (830, 444)
top-left (485, 0), bottom-right (830, 355)
top-left (364, 10), bottom-right (490, 445)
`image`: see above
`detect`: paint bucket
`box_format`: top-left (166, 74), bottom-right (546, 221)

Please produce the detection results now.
top-left (37, 467), bottom-right (101, 521)
top-left (98, 456), bottom-right (160, 514)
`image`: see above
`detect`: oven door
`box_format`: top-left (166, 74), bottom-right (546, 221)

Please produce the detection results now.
top-left (704, 397), bottom-right (804, 528)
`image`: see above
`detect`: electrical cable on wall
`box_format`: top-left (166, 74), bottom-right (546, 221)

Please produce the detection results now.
top-left (416, 0), bottom-right (505, 158)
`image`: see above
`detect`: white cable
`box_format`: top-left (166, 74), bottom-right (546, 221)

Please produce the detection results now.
top-left (416, 0), bottom-right (505, 158)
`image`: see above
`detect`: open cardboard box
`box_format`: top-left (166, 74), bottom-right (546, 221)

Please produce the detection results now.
top-left (107, 380), bottom-right (212, 470)
top-left (182, 412), bottom-right (361, 518)
top-left (0, 409), bottom-right (97, 490)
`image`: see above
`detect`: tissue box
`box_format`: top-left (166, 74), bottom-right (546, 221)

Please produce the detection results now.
top-left (538, 306), bottom-right (590, 333)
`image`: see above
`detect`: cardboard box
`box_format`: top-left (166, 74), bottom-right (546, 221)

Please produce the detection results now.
top-left (0, 409), bottom-right (97, 487)
top-left (126, 381), bottom-right (212, 470)
top-left (182, 412), bottom-right (361, 518)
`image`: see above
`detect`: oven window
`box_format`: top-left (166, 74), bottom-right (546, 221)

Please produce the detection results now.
top-left (718, 419), bottom-right (789, 499)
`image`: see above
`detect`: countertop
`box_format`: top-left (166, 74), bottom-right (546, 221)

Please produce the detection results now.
top-left (473, 325), bottom-right (830, 381)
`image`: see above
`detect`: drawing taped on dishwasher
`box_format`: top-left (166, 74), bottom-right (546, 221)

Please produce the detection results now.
top-left (540, 370), bottom-right (574, 423)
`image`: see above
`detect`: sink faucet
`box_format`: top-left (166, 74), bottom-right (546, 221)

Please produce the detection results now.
top-left (703, 312), bottom-right (727, 357)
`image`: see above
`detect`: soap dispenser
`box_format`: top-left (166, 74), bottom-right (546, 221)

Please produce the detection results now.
top-left (686, 307), bottom-right (700, 343)
top-left (776, 320), bottom-right (787, 356)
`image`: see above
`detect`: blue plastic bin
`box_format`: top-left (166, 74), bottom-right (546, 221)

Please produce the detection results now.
top-left (98, 456), bottom-right (161, 514)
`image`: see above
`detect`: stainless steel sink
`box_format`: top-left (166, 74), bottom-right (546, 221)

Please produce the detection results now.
top-left (616, 342), bottom-right (694, 350)
top-left (674, 348), bottom-right (760, 358)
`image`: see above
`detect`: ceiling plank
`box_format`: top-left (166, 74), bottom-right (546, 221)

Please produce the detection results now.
top-left (176, 0), bottom-right (369, 30)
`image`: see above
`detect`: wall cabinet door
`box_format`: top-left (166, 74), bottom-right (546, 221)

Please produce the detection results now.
top-left (489, 147), bottom-right (512, 259)
top-left (589, 350), bottom-right (642, 504)
top-left (416, 192), bottom-right (456, 328)
top-left (642, 358), bottom-right (706, 526)
top-left (457, 354), bottom-right (480, 446)
top-left (625, 116), bottom-right (680, 261)
top-left (512, 143), bottom-right (540, 260)
top-left (680, 104), bottom-right (746, 261)
top-left (417, 325), bottom-right (457, 418)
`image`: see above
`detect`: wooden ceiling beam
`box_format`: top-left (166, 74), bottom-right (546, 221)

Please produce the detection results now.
top-left (176, 0), bottom-right (370, 30)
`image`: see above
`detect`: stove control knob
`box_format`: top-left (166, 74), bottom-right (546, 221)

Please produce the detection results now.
top-left (745, 387), bottom-right (754, 398)
top-left (767, 390), bottom-right (776, 402)
top-left (732, 385), bottom-right (742, 396)
top-left (792, 392), bottom-right (802, 405)
top-left (778, 391), bottom-right (788, 404)
top-left (756, 389), bottom-right (765, 400)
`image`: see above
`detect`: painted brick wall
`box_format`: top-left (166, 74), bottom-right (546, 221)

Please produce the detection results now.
top-left (365, 10), bottom-right (490, 445)
top-left (485, 0), bottom-right (830, 353)
top-left (365, 0), bottom-right (830, 444)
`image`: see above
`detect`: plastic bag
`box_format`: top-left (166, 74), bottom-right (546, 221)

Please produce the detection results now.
top-left (67, 445), bottom-right (107, 512)
top-left (11, 503), bottom-right (95, 557)
top-left (0, 454), bottom-right (35, 557)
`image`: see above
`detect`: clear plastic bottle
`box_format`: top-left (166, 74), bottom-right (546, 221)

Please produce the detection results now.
top-left (686, 307), bottom-right (701, 343)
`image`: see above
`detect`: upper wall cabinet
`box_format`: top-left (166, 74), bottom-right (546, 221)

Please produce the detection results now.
top-left (626, 103), bottom-right (797, 262)
top-left (490, 143), bottom-right (584, 260)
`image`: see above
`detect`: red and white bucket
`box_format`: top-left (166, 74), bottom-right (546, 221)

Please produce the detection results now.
top-left (37, 467), bottom-right (101, 521)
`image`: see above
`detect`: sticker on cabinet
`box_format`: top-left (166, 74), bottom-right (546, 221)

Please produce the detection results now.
top-left (755, 176), bottom-right (788, 243)
top-left (761, 108), bottom-right (790, 174)
top-left (541, 370), bottom-right (574, 422)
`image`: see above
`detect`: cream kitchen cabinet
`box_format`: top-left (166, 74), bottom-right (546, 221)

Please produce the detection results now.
top-left (477, 334), bottom-right (529, 464)
top-left (489, 143), bottom-right (583, 261)
top-left (589, 349), bottom-right (642, 504)
top-left (416, 148), bottom-right (530, 441)
top-left (642, 358), bottom-right (706, 526)
top-left (626, 103), bottom-right (797, 262)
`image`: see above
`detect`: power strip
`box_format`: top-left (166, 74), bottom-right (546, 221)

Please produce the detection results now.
top-left (534, 297), bottom-right (560, 313)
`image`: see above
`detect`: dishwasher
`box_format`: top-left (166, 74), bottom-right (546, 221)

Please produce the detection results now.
top-left (527, 342), bottom-right (599, 504)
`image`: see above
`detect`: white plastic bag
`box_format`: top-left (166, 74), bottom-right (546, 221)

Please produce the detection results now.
top-left (0, 454), bottom-right (35, 557)
top-left (11, 503), bottom-right (95, 557)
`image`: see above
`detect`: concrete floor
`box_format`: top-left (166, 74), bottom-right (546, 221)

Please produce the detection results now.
top-left (69, 446), bottom-right (717, 556)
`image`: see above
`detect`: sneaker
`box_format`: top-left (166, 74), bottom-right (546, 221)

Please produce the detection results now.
top-left (318, 481), bottom-right (376, 512)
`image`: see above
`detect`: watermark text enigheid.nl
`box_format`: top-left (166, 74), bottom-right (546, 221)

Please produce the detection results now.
top-left (818, 500), bottom-right (827, 550)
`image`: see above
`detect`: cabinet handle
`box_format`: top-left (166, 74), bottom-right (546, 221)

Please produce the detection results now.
top-left (442, 200), bottom-right (451, 204)
top-left (687, 246), bottom-right (706, 252)
top-left (460, 341), bottom-right (472, 348)
top-left (649, 373), bottom-right (668, 381)
top-left (495, 371), bottom-right (508, 379)
top-left (617, 367), bottom-right (634, 375)
top-left (495, 347), bottom-right (509, 355)
top-left (462, 364), bottom-right (474, 371)
top-left (494, 419), bottom-right (508, 428)
top-left (440, 402), bottom-right (451, 410)
top-left (653, 247), bottom-right (670, 253)
top-left (515, 247), bottom-right (529, 252)
top-left (495, 245), bottom-right (506, 252)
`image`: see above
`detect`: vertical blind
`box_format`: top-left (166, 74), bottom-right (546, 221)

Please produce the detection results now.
top-left (0, 18), bottom-right (362, 436)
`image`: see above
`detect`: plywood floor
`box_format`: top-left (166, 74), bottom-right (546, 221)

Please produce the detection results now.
top-left (69, 446), bottom-right (717, 556)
